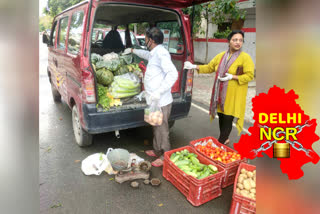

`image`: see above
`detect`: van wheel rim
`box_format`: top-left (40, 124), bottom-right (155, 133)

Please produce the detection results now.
top-left (73, 108), bottom-right (81, 142)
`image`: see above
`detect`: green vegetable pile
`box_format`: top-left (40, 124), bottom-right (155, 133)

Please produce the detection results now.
top-left (97, 84), bottom-right (111, 111)
top-left (91, 52), bottom-right (144, 103)
top-left (170, 149), bottom-right (218, 179)
top-left (109, 74), bottom-right (141, 98)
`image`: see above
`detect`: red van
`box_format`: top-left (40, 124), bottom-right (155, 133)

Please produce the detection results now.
top-left (43, 0), bottom-right (208, 146)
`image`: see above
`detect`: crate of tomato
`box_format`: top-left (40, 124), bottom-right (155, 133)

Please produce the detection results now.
top-left (190, 136), bottom-right (246, 188)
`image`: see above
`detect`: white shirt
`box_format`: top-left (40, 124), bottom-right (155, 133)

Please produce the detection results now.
top-left (133, 45), bottom-right (178, 107)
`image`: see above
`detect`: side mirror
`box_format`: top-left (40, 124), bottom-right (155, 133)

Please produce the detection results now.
top-left (42, 33), bottom-right (50, 45)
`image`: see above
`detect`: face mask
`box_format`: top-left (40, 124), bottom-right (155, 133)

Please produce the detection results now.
top-left (146, 38), bottom-right (152, 51)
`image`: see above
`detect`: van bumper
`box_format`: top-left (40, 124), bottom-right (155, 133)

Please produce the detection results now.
top-left (82, 95), bottom-right (192, 134)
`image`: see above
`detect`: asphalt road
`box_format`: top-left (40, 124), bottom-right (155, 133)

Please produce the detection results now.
top-left (39, 38), bottom-right (253, 214)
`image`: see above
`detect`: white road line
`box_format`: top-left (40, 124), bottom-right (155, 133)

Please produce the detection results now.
top-left (191, 102), bottom-right (250, 134)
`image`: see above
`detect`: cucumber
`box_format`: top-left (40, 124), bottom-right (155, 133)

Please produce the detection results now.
top-left (175, 160), bottom-right (190, 166)
top-left (171, 155), bottom-right (180, 163)
top-left (170, 153), bottom-right (176, 161)
top-left (184, 170), bottom-right (198, 178)
top-left (198, 170), bottom-right (210, 179)
top-left (190, 156), bottom-right (201, 166)
top-left (180, 166), bottom-right (191, 171)
top-left (208, 164), bottom-right (218, 172)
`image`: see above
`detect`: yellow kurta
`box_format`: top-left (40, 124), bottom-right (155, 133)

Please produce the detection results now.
top-left (199, 51), bottom-right (255, 134)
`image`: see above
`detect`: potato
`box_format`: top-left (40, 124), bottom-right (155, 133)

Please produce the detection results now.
top-left (240, 190), bottom-right (249, 197)
top-left (237, 183), bottom-right (244, 190)
top-left (250, 179), bottom-right (256, 188)
top-left (151, 114), bottom-right (157, 120)
top-left (243, 179), bottom-right (252, 190)
top-left (236, 188), bottom-right (241, 194)
top-left (247, 171), bottom-right (253, 178)
top-left (158, 118), bottom-right (163, 125)
top-left (154, 111), bottom-right (161, 117)
top-left (250, 188), bottom-right (256, 194)
top-left (249, 193), bottom-right (255, 199)
top-left (241, 169), bottom-right (247, 174)
top-left (238, 176), bottom-right (245, 184)
top-left (253, 170), bottom-right (256, 175)
top-left (239, 174), bottom-right (248, 180)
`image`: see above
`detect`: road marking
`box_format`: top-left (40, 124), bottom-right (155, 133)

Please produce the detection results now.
top-left (191, 102), bottom-right (250, 134)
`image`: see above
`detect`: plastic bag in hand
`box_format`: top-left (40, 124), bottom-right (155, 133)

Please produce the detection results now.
top-left (144, 100), bottom-right (163, 126)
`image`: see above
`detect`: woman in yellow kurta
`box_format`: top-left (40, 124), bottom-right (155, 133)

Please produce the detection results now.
top-left (184, 30), bottom-right (254, 144)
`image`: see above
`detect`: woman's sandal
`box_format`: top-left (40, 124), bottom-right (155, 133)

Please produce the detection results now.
top-left (151, 158), bottom-right (164, 167)
top-left (145, 150), bottom-right (158, 157)
top-left (224, 139), bottom-right (230, 145)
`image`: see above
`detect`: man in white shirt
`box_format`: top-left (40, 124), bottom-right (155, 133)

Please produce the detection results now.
top-left (124, 27), bottom-right (178, 167)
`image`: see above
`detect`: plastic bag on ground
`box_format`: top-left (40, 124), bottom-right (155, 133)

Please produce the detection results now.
top-left (144, 99), bottom-right (163, 126)
top-left (128, 153), bottom-right (145, 166)
top-left (81, 153), bottom-right (111, 175)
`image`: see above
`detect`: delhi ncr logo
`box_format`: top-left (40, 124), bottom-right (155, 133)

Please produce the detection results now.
top-left (251, 113), bottom-right (313, 158)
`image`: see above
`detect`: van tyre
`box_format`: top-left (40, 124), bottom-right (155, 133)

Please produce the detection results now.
top-left (51, 84), bottom-right (61, 102)
top-left (72, 105), bottom-right (93, 147)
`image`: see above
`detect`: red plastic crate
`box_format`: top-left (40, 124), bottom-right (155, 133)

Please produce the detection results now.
top-left (229, 162), bottom-right (256, 214)
top-left (190, 136), bottom-right (247, 188)
top-left (163, 146), bottom-right (225, 206)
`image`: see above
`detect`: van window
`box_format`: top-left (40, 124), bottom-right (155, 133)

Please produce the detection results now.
top-left (92, 31), bottom-right (96, 41)
top-left (104, 31), bottom-right (138, 47)
top-left (97, 31), bottom-right (104, 40)
top-left (50, 21), bottom-right (58, 47)
top-left (68, 11), bottom-right (84, 55)
top-left (57, 17), bottom-right (69, 50)
top-left (157, 21), bottom-right (184, 54)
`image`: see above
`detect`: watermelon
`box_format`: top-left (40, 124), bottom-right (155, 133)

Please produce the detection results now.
top-left (96, 68), bottom-right (114, 86)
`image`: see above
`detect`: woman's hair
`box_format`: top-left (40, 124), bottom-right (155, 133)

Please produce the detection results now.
top-left (227, 30), bottom-right (245, 42)
top-left (146, 27), bottom-right (164, 44)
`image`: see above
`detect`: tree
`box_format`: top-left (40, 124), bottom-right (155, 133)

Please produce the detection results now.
top-left (183, 3), bottom-right (214, 63)
top-left (182, 5), bottom-right (203, 38)
top-left (43, 0), bottom-right (84, 17)
top-left (39, 15), bottom-right (53, 32)
top-left (183, 0), bottom-right (246, 63)
top-left (211, 0), bottom-right (246, 32)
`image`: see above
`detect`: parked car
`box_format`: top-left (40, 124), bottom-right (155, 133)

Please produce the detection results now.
top-left (43, 0), bottom-right (208, 147)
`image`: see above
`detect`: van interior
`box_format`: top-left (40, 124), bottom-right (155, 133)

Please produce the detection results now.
top-left (90, 4), bottom-right (186, 110)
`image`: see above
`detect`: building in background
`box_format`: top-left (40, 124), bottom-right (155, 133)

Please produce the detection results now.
top-left (194, 0), bottom-right (256, 65)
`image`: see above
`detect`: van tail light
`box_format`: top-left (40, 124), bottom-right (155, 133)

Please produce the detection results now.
top-left (81, 69), bottom-right (96, 103)
top-left (185, 69), bottom-right (194, 94)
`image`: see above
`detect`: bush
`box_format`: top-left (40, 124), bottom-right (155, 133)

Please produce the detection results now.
top-left (213, 27), bottom-right (232, 39)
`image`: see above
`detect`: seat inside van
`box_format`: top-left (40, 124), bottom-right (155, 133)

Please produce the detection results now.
top-left (102, 26), bottom-right (125, 51)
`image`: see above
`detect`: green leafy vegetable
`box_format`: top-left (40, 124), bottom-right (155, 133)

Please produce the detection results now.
top-left (96, 84), bottom-right (111, 111)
